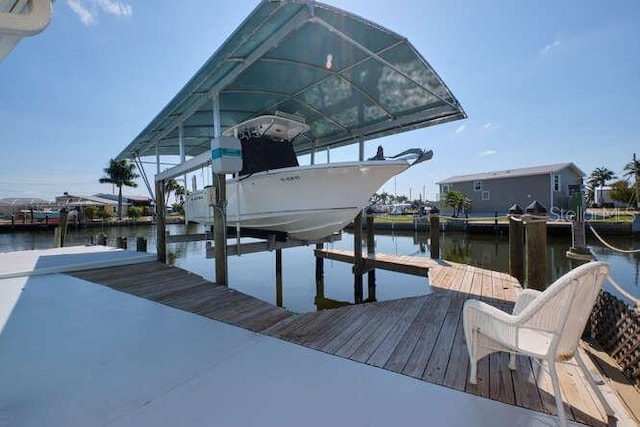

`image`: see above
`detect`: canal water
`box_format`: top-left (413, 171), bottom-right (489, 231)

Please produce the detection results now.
top-left (1, 224), bottom-right (638, 313)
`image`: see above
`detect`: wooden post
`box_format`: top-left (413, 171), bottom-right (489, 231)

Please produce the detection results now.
top-left (315, 242), bottom-right (325, 309)
top-left (429, 207), bottom-right (440, 260)
top-left (508, 204), bottom-right (524, 283)
top-left (315, 242), bottom-right (324, 280)
top-left (54, 207), bottom-right (69, 248)
top-left (155, 179), bottom-right (166, 263)
top-left (524, 201), bottom-right (547, 290)
top-left (275, 249), bottom-right (283, 307)
top-left (366, 212), bottom-right (376, 301)
top-left (353, 211), bottom-right (363, 304)
top-left (213, 173), bottom-right (228, 286)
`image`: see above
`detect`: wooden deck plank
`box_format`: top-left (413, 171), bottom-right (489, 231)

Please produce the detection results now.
top-left (441, 305), bottom-right (471, 392)
top-left (301, 304), bottom-right (375, 350)
top-left (350, 298), bottom-right (424, 364)
top-left (489, 352), bottom-right (516, 405)
top-left (365, 297), bottom-right (426, 368)
top-left (320, 304), bottom-right (390, 354)
top-left (531, 360), bottom-right (573, 419)
top-left (457, 266), bottom-right (475, 299)
top-left (558, 361), bottom-right (607, 427)
top-left (583, 341), bottom-right (640, 423)
top-left (334, 300), bottom-right (405, 359)
top-left (401, 298), bottom-right (453, 378)
top-left (510, 355), bottom-right (545, 413)
top-left (382, 295), bottom-right (450, 374)
top-left (422, 297), bottom-right (465, 385)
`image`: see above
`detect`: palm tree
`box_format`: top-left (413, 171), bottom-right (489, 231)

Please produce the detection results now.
top-left (99, 159), bottom-right (139, 220)
top-left (442, 190), bottom-right (471, 218)
top-left (623, 155), bottom-right (640, 208)
top-left (588, 167), bottom-right (617, 207)
top-left (164, 178), bottom-right (185, 206)
top-left (623, 156), bottom-right (640, 180)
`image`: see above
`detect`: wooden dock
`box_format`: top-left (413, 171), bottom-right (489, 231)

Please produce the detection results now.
top-left (315, 248), bottom-right (439, 277)
top-left (70, 262), bottom-right (290, 333)
top-left (69, 257), bottom-right (636, 426)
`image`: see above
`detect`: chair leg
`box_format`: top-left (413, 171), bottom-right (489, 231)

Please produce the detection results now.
top-left (509, 352), bottom-right (516, 370)
top-left (468, 328), bottom-right (478, 384)
top-left (548, 361), bottom-right (567, 427)
top-left (574, 351), bottom-right (616, 421)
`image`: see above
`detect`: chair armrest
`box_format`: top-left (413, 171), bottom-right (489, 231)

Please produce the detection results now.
top-left (463, 299), bottom-right (519, 347)
top-left (513, 289), bottom-right (542, 316)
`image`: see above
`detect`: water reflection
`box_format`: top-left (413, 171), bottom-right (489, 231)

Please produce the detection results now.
top-left (1, 224), bottom-right (638, 312)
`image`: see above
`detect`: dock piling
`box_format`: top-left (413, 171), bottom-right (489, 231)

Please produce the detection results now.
top-left (276, 249), bottom-right (283, 307)
top-left (353, 212), bottom-right (364, 304)
top-left (429, 207), bottom-right (440, 260)
top-left (524, 201), bottom-right (547, 290)
top-left (508, 204), bottom-right (524, 283)
top-left (54, 207), bottom-right (69, 248)
top-left (366, 211), bottom-right (376, 301)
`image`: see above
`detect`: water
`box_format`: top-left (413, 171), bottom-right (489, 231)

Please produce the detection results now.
top-left (1, 224), bottom-right (638, 313)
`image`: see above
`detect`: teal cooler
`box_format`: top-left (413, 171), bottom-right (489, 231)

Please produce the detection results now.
top-left (211, 136), bottom-right (242, 174)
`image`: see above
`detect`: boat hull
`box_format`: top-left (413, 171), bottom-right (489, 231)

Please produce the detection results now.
top-left (185, 160), bottom-right (409, 240)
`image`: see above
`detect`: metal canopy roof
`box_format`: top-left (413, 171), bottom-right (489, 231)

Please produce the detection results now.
top-left (115, 0), bottom-right (466, 162)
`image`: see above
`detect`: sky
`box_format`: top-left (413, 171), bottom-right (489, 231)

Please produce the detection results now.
top-left (1, 0), bottom-right (639, 202)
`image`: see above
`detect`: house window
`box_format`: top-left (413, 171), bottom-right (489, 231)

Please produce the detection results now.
top-left (553, 174), bottom-right (561, 192)
top-left (482, 191), bottom-right (490, 201)
top-left (474, 181), bottom-right (482, 192)
top-left (441, 184), bottom-right (450, 193)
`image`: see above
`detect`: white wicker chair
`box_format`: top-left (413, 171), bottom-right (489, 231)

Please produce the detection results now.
top-left (463, 261), bottom-right (615, 427)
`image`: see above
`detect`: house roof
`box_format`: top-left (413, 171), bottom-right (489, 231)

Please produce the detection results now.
top-left (436, 163), bottom-right (585, 185)
top-left (95, 193), bottom-right (152, 203)
top-left (114, 0), bottom-right (465, 162)
top-left (0, 197), bottom-right (52, 206)
top-left (56, 194), bottom-right (122, 206)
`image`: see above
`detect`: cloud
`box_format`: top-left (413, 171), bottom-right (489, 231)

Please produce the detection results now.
top-left (480, 150), bottom-right (496, 157)
top-left (540, 39), bottom-right (561, 56)
top-left (483, 122), bottom-right (492, 129)
top-left (66, 0), bottom-right (132, 25)
top-left (97, 0), bottom-right (132, 16)
top-left (455, 124), bottom-right (466, 134)
top-left (66, 0), bottom-right (96, 25)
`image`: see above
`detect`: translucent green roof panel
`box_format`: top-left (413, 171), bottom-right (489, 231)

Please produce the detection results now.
top-left (116, 0), bottom-right (466, 161)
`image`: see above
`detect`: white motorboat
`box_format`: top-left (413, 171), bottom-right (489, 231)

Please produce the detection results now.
top-left (185, 114), bottom-right (432, 241)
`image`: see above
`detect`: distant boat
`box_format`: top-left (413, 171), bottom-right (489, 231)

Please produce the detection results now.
top-left (185, 114), bottom-right (432, 241)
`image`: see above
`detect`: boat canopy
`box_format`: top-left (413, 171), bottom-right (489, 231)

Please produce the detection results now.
top-left (115, 0), bottom-right (466, 162)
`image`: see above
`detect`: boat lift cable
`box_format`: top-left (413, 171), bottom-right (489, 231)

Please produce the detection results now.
top-left (134, 153), bottom-right (156, 202)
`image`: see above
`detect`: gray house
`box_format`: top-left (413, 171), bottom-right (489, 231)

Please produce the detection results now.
top-left (436, 163), bottom-right (585, 215)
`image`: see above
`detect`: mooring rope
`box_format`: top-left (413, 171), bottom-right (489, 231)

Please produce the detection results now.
top-left (586, 222), bottom-right (640, 254)
top-left (606, 273), bottom-right (640, 308)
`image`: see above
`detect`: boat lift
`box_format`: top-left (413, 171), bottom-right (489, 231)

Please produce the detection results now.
top-left (114, 0), bottom-right (466, 288)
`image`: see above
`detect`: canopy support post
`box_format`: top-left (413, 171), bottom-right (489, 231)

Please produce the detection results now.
top-left (212, 95), bottom-right (228, 286)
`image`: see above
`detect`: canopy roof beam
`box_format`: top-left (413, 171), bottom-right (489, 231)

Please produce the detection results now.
top-left (309, 15), bottom-right (460, 112)
top-left (138, 6), bottom-right (311, 159)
